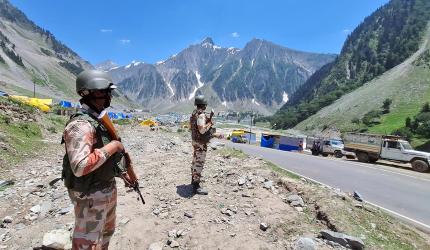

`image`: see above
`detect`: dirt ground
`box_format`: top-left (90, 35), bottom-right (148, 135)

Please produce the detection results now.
top-left (0, 124), bottom-right (429, 250)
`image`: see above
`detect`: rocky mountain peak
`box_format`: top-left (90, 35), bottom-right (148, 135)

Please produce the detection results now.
top-left (95, 60), bottom-right (119, 71)
top-left (200, 37), bottom-right (215, 46)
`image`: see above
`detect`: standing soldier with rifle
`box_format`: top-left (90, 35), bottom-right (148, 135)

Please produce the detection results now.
top-left (190, 95), bottom-right (215, 195)
top-left (62, 70), bottom-right (141, 249)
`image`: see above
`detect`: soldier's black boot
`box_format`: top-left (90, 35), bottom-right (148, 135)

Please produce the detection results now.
top-left (192, 181), bottom-right (208, 195)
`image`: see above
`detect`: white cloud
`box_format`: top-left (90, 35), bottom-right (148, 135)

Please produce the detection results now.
top-left (342, 29), bottom-right (351, 34)
top-left (119, 39), bottom-right (131, 44)
top-left (100, 29), bottom-right (112, 33)
top-left (231, 32), bottom-right (240, 38)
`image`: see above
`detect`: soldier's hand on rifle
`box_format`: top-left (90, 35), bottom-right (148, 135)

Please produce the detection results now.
top-left (104, 140), bottom-right (124, 156)
top-left (121, 172), bottom-right (134, 188)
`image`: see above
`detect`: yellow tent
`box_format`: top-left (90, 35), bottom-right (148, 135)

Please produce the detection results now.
top-left (10, 95), bottom-right (52, 112)
top-left (140, 119), bottom-right (158, 127)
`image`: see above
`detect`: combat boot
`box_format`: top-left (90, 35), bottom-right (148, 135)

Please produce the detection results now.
top-left (192, 181), bottom-right (208, 195)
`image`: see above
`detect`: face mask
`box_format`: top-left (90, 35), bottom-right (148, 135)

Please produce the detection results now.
top-left (103, 96), bottom-right (111, 109)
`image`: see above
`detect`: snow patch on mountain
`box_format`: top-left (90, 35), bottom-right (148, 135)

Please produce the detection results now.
top-left (188, 86), bottom-right (199, 100)
top-left (283, 92), bottom-right (289, 103)
top-left (252, 98), bottom-right (260, 106)
top-left (195, 71), bottom-right (204, 88)
top-left (125, 60), bottom-right (143, 69)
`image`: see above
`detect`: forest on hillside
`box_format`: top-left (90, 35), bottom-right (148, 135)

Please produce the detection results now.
top-left (266, 0), bottom-right (430, 130)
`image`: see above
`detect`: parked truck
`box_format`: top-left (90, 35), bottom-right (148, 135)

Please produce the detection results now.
top-left (343, 132), bottom-right (430, 172)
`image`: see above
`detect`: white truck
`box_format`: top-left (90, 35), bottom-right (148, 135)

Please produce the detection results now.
top-left (343, 133), bottom-right (430, 172)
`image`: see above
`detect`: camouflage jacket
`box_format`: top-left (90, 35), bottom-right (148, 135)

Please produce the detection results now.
top-left (190, 109), bottom-right (211, 144)
top-left (62, 105), bottom-right (123, 192)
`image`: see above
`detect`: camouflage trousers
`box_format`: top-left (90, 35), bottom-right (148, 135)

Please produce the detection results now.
top-left (68, 185), bottom-right (117, 250)
top-left (191, 141), bottom-right (207, 183)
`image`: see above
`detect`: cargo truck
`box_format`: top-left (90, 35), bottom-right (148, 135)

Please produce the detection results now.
top-left (343, 133), bottom-right (430, 172)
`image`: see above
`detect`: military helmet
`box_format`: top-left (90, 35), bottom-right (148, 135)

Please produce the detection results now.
top-left (194, 95), bottom-right (208, 105)
top-left (76, 70), bottom-right (117, 96)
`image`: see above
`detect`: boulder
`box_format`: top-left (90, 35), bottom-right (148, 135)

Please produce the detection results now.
top-left (320, 230), bottom-right (364, 250)
top-left (295, 237), bottom-right (316, 250)
top-left (42, 229), bottom-right (72, 250)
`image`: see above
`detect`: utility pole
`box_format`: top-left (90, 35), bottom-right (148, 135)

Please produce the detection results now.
top-left (33, 81), bottom-right (36, 98)
top-left (249, 112), bottom-right (253, 144)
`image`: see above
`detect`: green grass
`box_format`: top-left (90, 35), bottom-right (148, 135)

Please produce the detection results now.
top-left (4, 83), bottom-right (52, 99)
top-left (369, 102), bottom-right (427, 135)
top-left (0, 98), bottom-right (45, 166)
top-left (255, 121), bottom-right (271, 128)
top-left (216, 147), bottom-right (247, 159)
top-left (44, 114), bottom-right (68, 134)
top-left (264, 160), bottom-right (301, 180)
top-left (0, 115), bottom-right (43, 166)
top-left (113, 119), bottom-right (133, 125)
top-left (217, 123), bottom-right (250, 129)
top-left (296, 36), bottom-right (430, 134)
top-left (339, 205), bottom-right (425, 250)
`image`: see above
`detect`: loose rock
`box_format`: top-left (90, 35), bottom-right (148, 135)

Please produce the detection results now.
top-left (2, 217), bottom-right (12, 224)
top-left (320, 230), bottom-right (364, 250)
top-left (184, 211), bottom-right (193, 218)
top-left (286, 195), bottom-right (305, 207)
top-left (263, 180), bottom-right (273, 189)
top-left (170, 240), bottom-right (180, 248)
top-left (42, 229), bottom-right (72, 250)
top-left (30, 205), bottom-right (41, 214)
top-left (260, 222), bottom-right (269, 231)
top-left (353, 191), bottom-right (363, 202)
top-left (295, 237), bottom-right (316, 250)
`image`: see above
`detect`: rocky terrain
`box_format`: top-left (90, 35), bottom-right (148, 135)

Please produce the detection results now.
top-left (0, 120), bottom-right (430, 250)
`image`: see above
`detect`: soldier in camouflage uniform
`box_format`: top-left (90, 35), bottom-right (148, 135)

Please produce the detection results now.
top-left (62, 70), bottom-right (131, 249)
top-left (190, 95), bottom-right (214, 195)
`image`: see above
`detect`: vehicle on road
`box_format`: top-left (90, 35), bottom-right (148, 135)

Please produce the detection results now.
top-left (343, 133), bottom-right (430, 172)
top-left (311, 139), bottom-right (344, 158)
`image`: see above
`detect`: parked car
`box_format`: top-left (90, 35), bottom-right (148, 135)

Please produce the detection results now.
top-left (311, 139), bottom-right (344, 158)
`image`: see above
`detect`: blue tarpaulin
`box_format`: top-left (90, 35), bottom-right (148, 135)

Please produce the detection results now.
top-left (261, 135), bottom-right (275, 148)
top-left (59, 100), bottom-right (72, 108)
top-left (107, 112), bottom-right (132, 120)
top-left (0, 90), bottom-right (8, 97)
top-left (108, 112), bottom-right (118, 119)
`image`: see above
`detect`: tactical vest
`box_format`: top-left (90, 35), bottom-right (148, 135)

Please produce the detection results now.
top-left (62, 111), bottom-right (124, 193)
top-left (190, 109), bottom-right (214, 144)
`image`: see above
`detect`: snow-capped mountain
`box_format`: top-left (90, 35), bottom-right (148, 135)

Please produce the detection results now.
top-left (108, 37), bottom-right (336, 113)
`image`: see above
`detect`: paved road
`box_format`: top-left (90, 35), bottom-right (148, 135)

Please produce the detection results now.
top-left (226, 141), bottom-right (430, 230)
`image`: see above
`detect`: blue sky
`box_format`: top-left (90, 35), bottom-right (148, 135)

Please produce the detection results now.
top-left (10, 0), bottom-right (389, 66)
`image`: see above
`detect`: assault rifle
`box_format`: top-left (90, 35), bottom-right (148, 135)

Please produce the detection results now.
top-left (98, 111), bottom-right (145, 205)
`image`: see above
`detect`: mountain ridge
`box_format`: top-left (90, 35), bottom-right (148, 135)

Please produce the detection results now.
top-left (108, 37), bottom-right (336, 113)
top-left (272, 0), bottom-right (430, 129)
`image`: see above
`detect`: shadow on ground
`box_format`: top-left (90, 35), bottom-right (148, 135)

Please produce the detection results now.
top-left (176, 184), bottom-right (195, 198)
